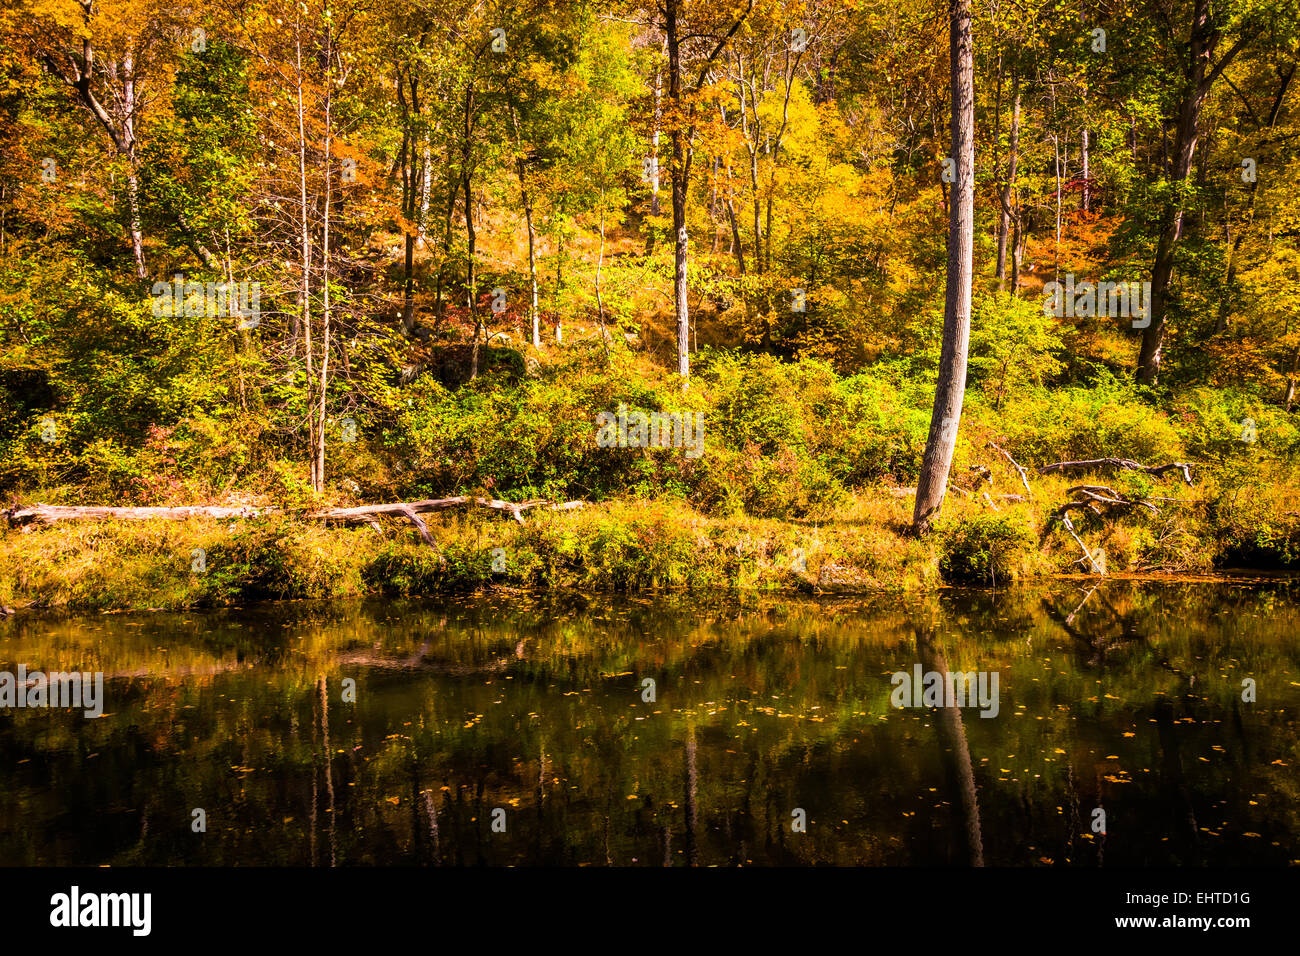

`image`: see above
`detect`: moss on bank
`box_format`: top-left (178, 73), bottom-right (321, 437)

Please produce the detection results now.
top-left (4, 476), bottom-right (1298, 611)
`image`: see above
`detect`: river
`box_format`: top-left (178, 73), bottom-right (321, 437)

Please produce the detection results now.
top-left (2, 580), bottom-right (1297, 865)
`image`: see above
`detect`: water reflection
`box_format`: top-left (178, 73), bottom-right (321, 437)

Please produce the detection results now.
top-left (916, 628), bottom-right (984, 866)
top-left (0, 581), bottom-right (1297, 866)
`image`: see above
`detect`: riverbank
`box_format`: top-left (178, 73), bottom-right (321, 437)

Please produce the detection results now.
top-left (4, 481), bottom-right (1297, 611)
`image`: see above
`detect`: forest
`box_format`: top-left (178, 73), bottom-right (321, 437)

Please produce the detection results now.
top-left (2, 0), bottom-right (1300, 608)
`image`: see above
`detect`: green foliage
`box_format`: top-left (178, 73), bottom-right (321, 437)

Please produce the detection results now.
top-left (996, 369), bottom-right (1185, 466)
top-left (968, 292), bottom-right (1064, 410)
top-left (938, 513), bottom-right (1038, 586)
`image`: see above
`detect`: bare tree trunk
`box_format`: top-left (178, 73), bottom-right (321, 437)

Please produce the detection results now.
top-left (1285, 345), bottom-right (1299, 411)
top-left (511, 111), bottom-right (541, 349)
top-left (315, 28), bottom-right (333, 494)
top-left (419, 132), bottom-right (432, 242)
top-left (765, 42), bottom-right (800, 274)
top-left (650, 60), bottom-right (662, 218)
top-left (465, 169), bottom-right (480, 378)
top-left (397, 70), bottom-right (421, 335)
top-left (433, 142), bottom-right (456, 320)
top-left (996, 73), bottom-right (1019, 288)
top-left (1053, 133), bottom-right (1061, 283)
top-left (726, 196), bottom-right (745, 274)
top-left (524, 174), bottom-right (540, 349)
top-left (645, 52), bottom-right (664, 255)
top-left (1011, 208), bottom-right (1025, 294)
top-left (555, 211), bottom-right (565, 345)
top-left (124, 167), bottom-right (147, 278)
top-left (912, 0), bottom-right (974, 536)
top-left (666, 0), bottom-right (691, 380)
top-left (596, 196), bottom-right (610, 362)
top-left (119, 53), bottom-right (147, 279)
top-left (295, 28), bottom-right (315, 489)
top-left (1080, 124), bottom-right (1090, 213)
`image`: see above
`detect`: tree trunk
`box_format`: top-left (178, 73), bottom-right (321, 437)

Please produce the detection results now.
top-left (120, 54), bottom-right (147, 279)
top-left (596, 197), bottom-right (610, 362)
top-left (555, 211), bottom-right (565, 345)
top-left (1138, 0), bottom-right (1249, 383)
top-left (1284, 346), bottom-right (1299, 411)
top-left (912, 0), bottom-right (974, 536)
top-left (650, 61), bottom-right (662, 218)
top-left (666, 0), bottom-right (691, 379)
top-left (1080, 123), bottom-right (1090, 213)
top-left (511, 110), bottom-right (541, 349)
top-left (765, 44), bottom-right (799, 274)
top-left (1011, 207), bottom-right (1025, 294)
top-left (295, 29), bottom-right (315, 488)
top-left (523, 171), bottom-right (540, 349)
top-left (1053, 132), bottom-right (1061, 283)
top-left (315, 30), bottom-right (333, 495)
top-left (465, 169), bottom-right (480, 378)
top-left (434, 141), bottom-right (456, 320)
top-left (1216, 62), bottom-right (1295, 335)
top-left (996, 73), bottom-right (1019, 288)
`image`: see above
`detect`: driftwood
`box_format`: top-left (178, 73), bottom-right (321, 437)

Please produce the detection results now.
top-left (1039, 457), bottom-right (1194, 485)
top-left (1053, 511), bottom-right (1105, 575)
top-left (1066, 486), bottom-right (1161, 515)
top-left (986, 441), bottom-right (1033, 498)
top-left (1045, 471), bottom-right (1189, 575)
top-left (4, 497), bottom-right (585, 544)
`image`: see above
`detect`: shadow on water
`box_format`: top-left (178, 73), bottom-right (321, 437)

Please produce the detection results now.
top-left (1, 580), bottom-right (1298, 865)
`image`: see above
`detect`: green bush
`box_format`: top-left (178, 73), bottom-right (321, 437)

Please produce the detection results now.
top-left (938, 513), bottom-right (1037, 586)
top-left (996, 369), bottom-right (1184, 466)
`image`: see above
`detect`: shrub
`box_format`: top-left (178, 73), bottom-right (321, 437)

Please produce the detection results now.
top-left (938, 512), bottom-right (1037, 586)
top-left (996, 369), bottom-right (1184, 466)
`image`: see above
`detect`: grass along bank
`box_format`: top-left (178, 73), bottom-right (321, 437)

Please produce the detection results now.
top-left (4, 469), bottom-right (1299, 611)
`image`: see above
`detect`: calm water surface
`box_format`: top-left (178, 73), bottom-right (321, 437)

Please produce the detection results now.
top-left (2, 582), bottom-right (1298, 866)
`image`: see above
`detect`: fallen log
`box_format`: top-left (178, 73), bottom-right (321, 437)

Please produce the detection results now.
top-left (4, 497), bottom-right (586, 541)
top-left (1039, 458), bottom-right (1193, 485)
top-left (1069, 488), bottom-right (1160, 514)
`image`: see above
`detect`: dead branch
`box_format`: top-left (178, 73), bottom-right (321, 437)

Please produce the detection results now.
top-left (1039, 458), bottom-right (1194, 485)
top-left (4, 498), bottom-right (587, 542)
top-left (1071, 488), bottom-right (1160, 514)
top-left (987, 441), bottom-right (1033, 498)
top-left (1055, 512), bottom-right (1105, 574)
top-left (1066, 484), bottom-right (1119, 497)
